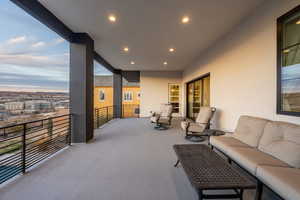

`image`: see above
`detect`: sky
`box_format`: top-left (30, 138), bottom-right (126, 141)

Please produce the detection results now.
top-left (0, 0), bottom-right (111, 93)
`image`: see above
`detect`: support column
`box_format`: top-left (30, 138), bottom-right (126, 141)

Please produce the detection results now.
top-left (113, 71), bottom-right (122, 118)
top-left (70, 33), bottom-right (94, 143)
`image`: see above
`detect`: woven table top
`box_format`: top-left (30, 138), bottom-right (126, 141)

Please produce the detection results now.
top-left (173, 144), bottom-right (256, 190)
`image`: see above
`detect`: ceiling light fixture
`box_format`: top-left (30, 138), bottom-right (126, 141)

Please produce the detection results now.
top-left (169, 48), bottom-right (175, 52)
top-left (108, 15), bottom-right (116, 22)
top-left (182, 16), bottom-right (190, 24)
top-left (163, 62), bottom-right (168, 65)
top-left (130, 61), bottom-right (135, 65)
top-left (123, 47), bottom-right (129, 52)
top-left (283, 49), bottom-right (290, 53)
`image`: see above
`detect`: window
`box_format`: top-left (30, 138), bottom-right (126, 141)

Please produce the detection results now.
top-left (277, 6), bottom-right (300, 116)
top-left (123, 91), bottom-right (133, 101)
top-left (186, 74), bottom-right (210, 119)
top-left (168, 84), bottom-right (180, 113)
top-left (99, 90), bottom-right (105, 101)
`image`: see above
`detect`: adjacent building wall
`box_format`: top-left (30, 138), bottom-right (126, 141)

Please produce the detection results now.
top-left (182, 0), bottom-right (300, 131)
top-left (140, 71), bottom-right (182, 117)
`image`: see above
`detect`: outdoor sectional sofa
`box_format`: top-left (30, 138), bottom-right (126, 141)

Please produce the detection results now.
top-left (210, 116), bottom-right (300, 200)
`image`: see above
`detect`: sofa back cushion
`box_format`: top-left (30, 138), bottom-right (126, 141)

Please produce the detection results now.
top-left (232, 116), bottom-right (269, 147)
top-left (258, 121), bottom-right (300, 168)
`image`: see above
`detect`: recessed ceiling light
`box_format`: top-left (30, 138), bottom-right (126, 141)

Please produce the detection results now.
top-left (108, 15), bottom-right (116, 22)
top-left (296, 20), bottom-right (300, 25)
top-left (169, 48), bottom-right (175, 52)
top-left (130, 61), bottom-right (135, 65)
top-left (123, 47), bottom-right (129, 52)
top-left (163, 62), bottom-right (168, 65)
top-left (182, 16), bottom-right (190, 24)
top-left (283, 49), bottom-right (290, 53)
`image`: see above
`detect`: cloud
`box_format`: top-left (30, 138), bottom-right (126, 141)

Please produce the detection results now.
top-left (31, 41), bottom-right (46, 48)
top-left (53, 38), bottom-right (65, 45)
top-left (0, 53), bottom-right (68, 69)
top-left (0, 72), bottom-right (69, 92)
top-left (7, 36), bottom-right (27, 44)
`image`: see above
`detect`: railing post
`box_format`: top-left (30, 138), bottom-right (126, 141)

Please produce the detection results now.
top-left (106, 107), bottom-right (109, 122)
top-left (21, 123), bottom-right (26, 174)
top-left (3, 128), bottom-right (7, 138)
top-left (68, 114), bottom-right (72, 145)
top-left (96, 109), bottom-right (100, 128)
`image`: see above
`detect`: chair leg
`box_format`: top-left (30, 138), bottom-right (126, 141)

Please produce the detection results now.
top-left (255, 180), bottom-right (263, 200)
top-left (174, 160), bottom-right (180, 167)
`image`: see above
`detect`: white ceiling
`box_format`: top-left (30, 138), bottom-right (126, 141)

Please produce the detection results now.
top-left (39, 0), bottom-right (265, 71)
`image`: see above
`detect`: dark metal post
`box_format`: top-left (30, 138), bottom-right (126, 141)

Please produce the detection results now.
top-left (68, 115), bottom-right (72, 145)
top-left (3, 128), bottom-right (6, 138)
top-left (106, 107), bottom-right (109, 122)
top-left (22, 124), bottom-right (26, 174)
top-left (255, 181), bottom-right (263, 200)
top-left (96, 109), bottom-right (100, 128)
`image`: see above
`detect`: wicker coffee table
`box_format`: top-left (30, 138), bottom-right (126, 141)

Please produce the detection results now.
top-left (173, 144), bottom-right (256, 200)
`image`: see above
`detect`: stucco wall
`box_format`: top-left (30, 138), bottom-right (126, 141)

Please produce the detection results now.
top-left (140, 71), bottom-right (182, 117)
top-left (182, 0), bottom-right (300, 131)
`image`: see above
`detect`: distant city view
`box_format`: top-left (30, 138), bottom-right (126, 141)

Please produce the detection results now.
top-left (0, 0), bottom-right (70, 128)
top-left (0, 91), bottom-right (69, 127)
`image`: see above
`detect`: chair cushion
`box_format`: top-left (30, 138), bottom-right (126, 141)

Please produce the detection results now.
top-left (232, 116), bottom-right (269, 148)
top-left (257, 166), bottom-right (300, 200)
top-left (188, 123), bottom-right (206, 133)
top-left (195, 107), bottom-right (213, 124)
top-left (258, 121), bottom-right (300, 168)
top-left (226, 147), bottom-right (289, 175)
top-left (160, 104), bottom-right (173, 117)
top-left (210, 136), bottom-right (251, 154)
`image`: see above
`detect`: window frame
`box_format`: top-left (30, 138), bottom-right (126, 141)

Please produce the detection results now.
top-left (277, 5), bottom-right (300, 117)
top-left (123, 91), bottom-right (133, 102)
top-left (186, 73), bottom-right (210, 119)
top-left (99, 89), bottom-right (105, 102)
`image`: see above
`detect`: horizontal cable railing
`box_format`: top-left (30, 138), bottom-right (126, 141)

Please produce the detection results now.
top-left (94, 104), bottom-right (140, 129)
top-left (0, 114), bottom-right (71, 184)
top-left (94, 106), bottom-right (114, 129)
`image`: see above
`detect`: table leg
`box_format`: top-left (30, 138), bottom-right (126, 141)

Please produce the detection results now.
top-left (198, 190), bottom-right (203, 200)
top-left (255, 181), bottom-right (263, 200)
top-left (240, 189), bottom-right (244, 200)
top-left (174, 159), bottom-right (180, 167)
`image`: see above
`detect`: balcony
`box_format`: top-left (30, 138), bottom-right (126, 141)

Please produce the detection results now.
top-left (1, 1), bottom-right (300, 200)
top-left (0, 117), bottom-right (262, 200)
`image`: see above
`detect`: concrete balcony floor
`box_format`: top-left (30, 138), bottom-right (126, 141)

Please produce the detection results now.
top-left (1, 118), bottom-right (275, 200)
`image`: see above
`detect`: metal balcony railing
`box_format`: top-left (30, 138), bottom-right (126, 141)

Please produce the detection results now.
top-left (0, 114), bottom-right (71, 184)
top-left (94, 106), bottom-right (114, 129)
top-left (94, 104), bottom-right (140, 129)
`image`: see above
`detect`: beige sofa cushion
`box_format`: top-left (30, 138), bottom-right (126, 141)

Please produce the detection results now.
top-left (257, 166), bottom-right (300, 200)
top-left (226, 147), bottom-right (289, 175)
top-left (232, 116), bottom-right (269, 147)
top-left (259, 121), bottom-right (300, 168)
top-left (210, 136), bottom-right (251, 154)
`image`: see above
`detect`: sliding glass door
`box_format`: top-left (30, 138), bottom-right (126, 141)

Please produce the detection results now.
top-left (186, 75), bottom-right (210, 120)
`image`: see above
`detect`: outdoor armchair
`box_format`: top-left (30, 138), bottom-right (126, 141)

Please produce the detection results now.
top-left (150, 104), bottom-right (173, 130)
top-left (181, 106), bottom-right (216, 141)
